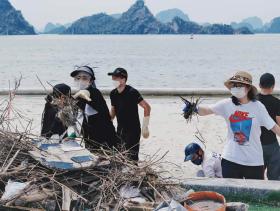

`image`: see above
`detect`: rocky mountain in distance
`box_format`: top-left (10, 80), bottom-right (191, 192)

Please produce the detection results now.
top-left (63, 0), bottom-right (252, 35)
top-left (156, 8), bottom-right (189, 23)
top-left (231, 16), bottom-right (264, 33)
top-left (111, 13), bottom-right (122, 19)
top-left (44, 23), bottom-right (63, 33)
top-left (242, 16), bottom-right (263, 29)
top-left (266, 17), bottom-right (280, 33)
top-left (64, 0), bottom-right (173, 34)
top-left (42, 22), bottom-right (73, 34)
top-left (2, 0), bottom-right (280, 36)
top-left (0, 0), bottom-right (35, 35)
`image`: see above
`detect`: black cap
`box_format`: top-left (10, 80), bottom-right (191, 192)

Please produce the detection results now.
top-left (184, 143), bottom-right (201, 162)
top-left (108, 67), bottom-right (128, 79)
top-left (260, 73), bottom-right (275, 88)
top-left (53, 84), bottom-right (71, 98)
top-left (71, 66), bottom-right (95, 80)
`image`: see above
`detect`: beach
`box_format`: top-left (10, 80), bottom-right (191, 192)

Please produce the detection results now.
top-left (8, 94), bottom-right (228, 179)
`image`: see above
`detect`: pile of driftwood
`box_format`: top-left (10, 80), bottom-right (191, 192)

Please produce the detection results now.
top-left (0, 79), bottom-right (186, 211)
top-left (0, 131), bottom-right (186, 210)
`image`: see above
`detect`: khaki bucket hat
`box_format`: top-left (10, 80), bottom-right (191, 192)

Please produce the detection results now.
top-left (224, 71), bottom-right (258, 95)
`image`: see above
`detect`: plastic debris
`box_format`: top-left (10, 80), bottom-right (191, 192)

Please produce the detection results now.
top-left (155, 199), bottom-right (187, 211)
top-left (119, 185), bottom-right (141, 199)
top-left (1, 180), bottom-right (30, 201)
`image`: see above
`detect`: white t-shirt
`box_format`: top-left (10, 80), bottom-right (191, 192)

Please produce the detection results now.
top-left (209, 98), bottom-right (275, 166)
top-left (201, 152), bottom-right (223, 178)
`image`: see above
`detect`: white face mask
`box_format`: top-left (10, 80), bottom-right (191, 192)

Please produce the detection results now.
top-left (230, 87), bottom-right (247, 99)
top-left (75, 80), bottom-right (89, 90)
top-left (113, 80), bottom-right (121, 88)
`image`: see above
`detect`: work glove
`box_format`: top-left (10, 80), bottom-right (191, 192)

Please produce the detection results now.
top-left (142, 116), bottom-right (150, 139)
top-left (73, 90), bottom-right (91, 102)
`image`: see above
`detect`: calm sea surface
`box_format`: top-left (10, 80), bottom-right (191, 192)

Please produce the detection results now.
top-left (0, 34), bottom-right (279, 89)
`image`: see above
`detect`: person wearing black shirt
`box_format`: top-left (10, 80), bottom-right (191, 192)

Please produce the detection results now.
top-left (258, 73), bottom-right (280, 180)
top-left (108, 68), bottom-right (151, 161)
top-left (41, 84), bottom-right (71, 139)
top-left (71, 66), bottom-right (118, 150)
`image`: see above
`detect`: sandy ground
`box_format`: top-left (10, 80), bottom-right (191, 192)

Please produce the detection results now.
top-left (7, 95), bottom-right (228, 180)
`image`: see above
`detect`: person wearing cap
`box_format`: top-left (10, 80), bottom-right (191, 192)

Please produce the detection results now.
top-left (183, 71), bottom-right (280, 179)
top-left (70, 65), bottom-right (118, 150)
top-left (258, 73), bottom-right (280, 180)
top-left (184, 143), bottom-right (222, 178)
top-left (108, 67), bottom-right (151, 161)
top-left (41, 83), bottom-right (71, 139)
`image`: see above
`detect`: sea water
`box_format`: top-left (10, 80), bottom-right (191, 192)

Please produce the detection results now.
top-left (0, 34), bottom-right (280, 90)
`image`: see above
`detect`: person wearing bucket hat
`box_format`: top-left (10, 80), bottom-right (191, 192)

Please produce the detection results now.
top-left (184, 143), bottom-right (222, 178)
top-left (69, 65), bottom-right (119, 150)
top-left (108, 67), bottom-right (151, 162)
top-left (258, 73), bottom-right (280, 180)
top-left (182, 71), bottom-right (280, 180)
top-left (41, 83), bottom-right (71, 139)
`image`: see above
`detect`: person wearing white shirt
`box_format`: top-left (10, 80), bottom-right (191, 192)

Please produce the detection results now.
top-left (184, 143), bottom-right (222, 178)
top-left (183, 71), bottom-right (280, 179)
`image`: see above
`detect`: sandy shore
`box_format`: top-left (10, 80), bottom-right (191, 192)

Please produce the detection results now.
top-left (8, 95), bottom-right (228, 179)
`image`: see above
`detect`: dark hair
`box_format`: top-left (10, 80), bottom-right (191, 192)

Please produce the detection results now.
top-left (53, 84), bottom-right (71, 98)
top-left (231, 85), bottom-right (257, 106)
top-left (260, 73), bottom-right (275, 89)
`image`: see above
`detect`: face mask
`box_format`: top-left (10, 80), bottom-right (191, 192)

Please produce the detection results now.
top-left (191, 156), bottom-right (203, 165)
top-left (75, 80), bottom-right (89, 90)
top-left (113, 80), bottom-right (121, 88)
top-left (230, 87), bottom-right (247, 99)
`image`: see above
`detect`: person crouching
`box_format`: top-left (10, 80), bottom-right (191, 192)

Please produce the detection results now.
top-left (184, 143), bottom-right (222, 178)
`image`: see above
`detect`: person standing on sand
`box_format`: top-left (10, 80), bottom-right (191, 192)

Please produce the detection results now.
top-left (108, 67), bottom-right (151, 162)
top-left (258, 73), bottom-right (280, 180)
top-left (183, 71), bottom-right (280, 180)
top-left (70, 65), bottom-right (119, 150)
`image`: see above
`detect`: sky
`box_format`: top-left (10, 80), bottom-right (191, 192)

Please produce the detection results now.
top-left (10, 0), bottom-right (280, 30)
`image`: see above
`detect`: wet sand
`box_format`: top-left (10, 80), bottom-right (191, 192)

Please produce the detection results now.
top-left (9, 95), bottom-right (228, 179)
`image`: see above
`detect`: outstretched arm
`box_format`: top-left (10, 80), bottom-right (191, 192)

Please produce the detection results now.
top-left (197, 106), bottom-right (214, 116)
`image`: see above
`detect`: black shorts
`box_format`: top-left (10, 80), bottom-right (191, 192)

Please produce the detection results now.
top-left (221, 159), bottom-right (264, 180)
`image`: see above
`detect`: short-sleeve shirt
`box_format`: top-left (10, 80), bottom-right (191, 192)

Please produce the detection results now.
top-left (209, 98), bottom-right (276, 166)
top-left (258, 94), bottom-right (280, 145)
top-left (201, 152), bottom-right (222, 178)
top-left (110, 85), bottom-right (143, 132)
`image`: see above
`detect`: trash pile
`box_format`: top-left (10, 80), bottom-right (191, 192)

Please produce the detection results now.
top-left (0, 130), bottom-right (188, 210)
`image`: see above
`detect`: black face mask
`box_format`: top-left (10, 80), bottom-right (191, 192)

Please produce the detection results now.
top-left (191, 155), bottom-right (203, 165)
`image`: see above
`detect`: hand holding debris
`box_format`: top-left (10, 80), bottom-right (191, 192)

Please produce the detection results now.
top-left (180, 96), bottom-right (200, 122)
top-left (73, 90), bottom-right (91, 101)
top-left (57, 106), bottom-right (77, 127)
